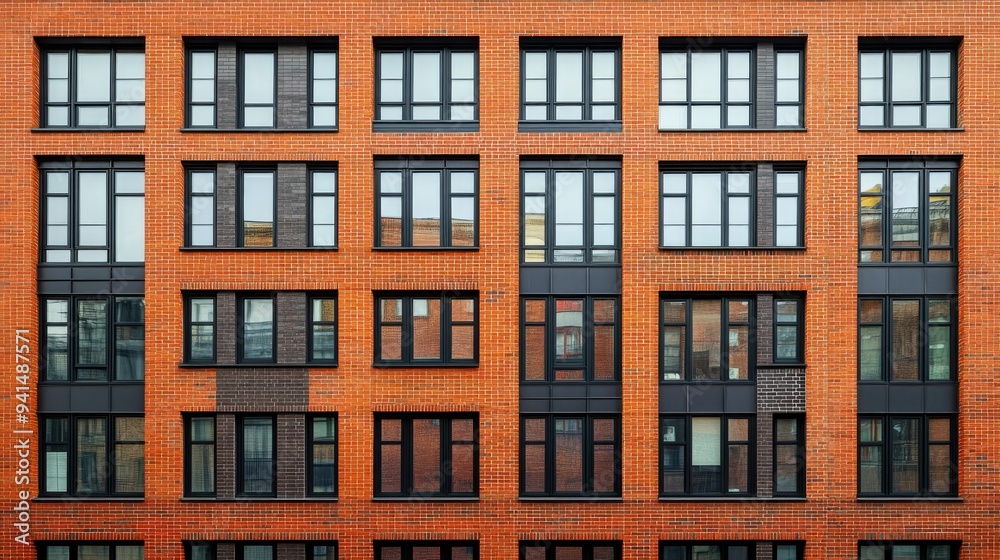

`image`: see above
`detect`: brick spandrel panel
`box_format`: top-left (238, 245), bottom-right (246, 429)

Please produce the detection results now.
top-left (4, 1), bottom-right (1000, 559)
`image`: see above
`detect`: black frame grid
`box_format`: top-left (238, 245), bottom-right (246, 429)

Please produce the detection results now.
top-left (373, 291), bottom-right (479, 366)
top-left (659, 415), bottom-right (755, 497)
top-left (660, 296), bottom-right (756, 382)
top-left (184, 542), bottom-right (338, 560)
top-left (373, 414), bottom-right (479, 498)
top-left (186, 47), bottom-right (218, 128)
top-left (858, 159), bottom-right (958, 264)
top-left (37, 542), bottom-right (146, 560)
top-left (374, 158), bottom-right (479, 249)
top-left (237, 167), bottom-right (278, 247)
top-left (184, 294), bottom-right (217, 363)
top-left (374, 38), bottom-right (479, 125)
top-left (857, 296), bottom-right (956, 382)
top-left (308, 167), bottom-right (339, 248)
top-left (236, 415), bottom-right (277, 497)
top-left (659, 167), bottom-right (757, 248)
top-left (519, 38), bottom-right (622, 125)
top-left (307, 293), bottom-right (338, 364)
top-left (237, 47), bottom-right (278, 128)
top-left (184, 415), bottom-right (217, 497)
top-left (186, 167), bottom-right (217, 247)
top-left (773, 167), bottom-right (805, 248)
top-left (237, 294), bottom-right (277, 364)
top-left (773, 48), bottom-right (805, 128)
top-left (858, 414), bottom-right (957, 497)
top-left (308, 47), bottom-right (339, 129)
top-left (307, 414), bottom-right (338, 497)
top-left (773, 296), bottom-right (804, 363)
top-left (857, 541), bottom-right (959, 560)
top-left (374, 541), bottom-right (478, 560)
top-left (658, 44), bottom-right (756, 130)
top-left (858, 41), bottom-right (959, 129)
top-left (519, 414), bottom-right (622, 498)
top-left (39, 43), bottom-right (146, 128)
top-left (40, 414), bottom-right (144, 497)
top-left (519, 540), bottom-right (622, 560)
top-left (773, 414), bottom-right (806, 497)
top-left (660, 542), bottom-right (805, 560)
top-left (520, 296), bottom-right (621, 382)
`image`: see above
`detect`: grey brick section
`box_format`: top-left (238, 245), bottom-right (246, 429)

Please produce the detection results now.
top-left (215, 368), bottom-right (309, 411)
top-left (756, 164), bottom-right (775, 247)
top-left (755, 412), bottom-right (775, 497)
top-left (277, 291), bottom-right (307, 363)
top-left (756, 294), bottom-right (774, 364)
top-left (756, 542), bottom-right (774, 560)
top-left (756, 367), bottom-right (805, 498)
top-left (277, 543), bottom-right (307, 560)
top-left (277, 164), bottom-right (308, 248)
top-left (277, 415), bottom-right (306, 499)
top-left (216, 292), bottom-right (237, 364)
top-left (216, 414), bottom-right (236, 499)
top-left (217, 543), bottom-right (236, 560)
top-left (216, 163), bottom-right (237, 248)
top-left (277, 44), bottom-right (309, 129)
top-left (756, 43), bottom-right (775, 129)
top-left (217, 43), bottom-right (238, 129)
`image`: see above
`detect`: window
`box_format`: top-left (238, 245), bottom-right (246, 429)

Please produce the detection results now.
top-left (858, 297), bottom-right (954, 382)
top-left (375, 414), bottom-right (477, 498)
top-left (374, 292), bottom-right (477, 365)
top-left (38, 543), bottom-right (144, 560)
top-left (858, 542), bottom-right (958, 559)
top-left (185, 296), bottom-right (216, 363)
top-left (661, 542), bottom-right (804, 560)
top-left (660, 416), bottom-right (753, 496)
top-left (520, 415), bottom-right (621, 497)
top-left (859, 415), bottom-right (956, 496)
top-left (238, 416), bottom-right (275, 497)
top-left (41, 45), bottom-right (145, 128)
top-left (239, 170), bottom-right (276, 247)
top-left (520, 40), bottom-right (620, 127)
top-left (375, 159), bottom-right (477, 248)
top-left (375, 42), bottom-right (477, 126)
top-left (309, 296), bottom-right (338, 363)
top-left (186, 542), bottom-right (337, 560)
top-left (240, 50), bottom-right (276, 128)
top-left (185, 416), bottom-right (216, 497)
top-left (522, 159), bottom-right (620, 264)
top-left (310, 169), bottom-right (338, 247)
top-left (774, 297), bottom-right (803, 363)
top-left (42, 296), bottom-right (144, 382)
top-left (774, 170), bottom-right (804, 247)
top-left (239, 296), bottom-right (275, 363)
top-left (859, 46), bottom-right (956, 128)
top-left (659, 43), bottom-right (803, 129)
top-left (188, 49), bottom-right (216, 127)
top-left (308, 416), bottom-right (337, 496)
top-left (310, 49), bottom-right (339, 128)
top-left (41, 160), bottom-right (145, 263)
top-left (41, 415), bottom-right (144, 497)
top-left (520, 541), bottom-right (621, 560)
top-left (375, 541), bottom-right (478, 560)
top-left (187, 169), bottom-right (216, 246)
top-left (521, 297), bottom-right (619, 382)
top-left (661, 297), bottom-right (755, 381)
top-left (859, 160), bottom-right (956, 264)
top-left (773, 415), bottom-right (805, 496)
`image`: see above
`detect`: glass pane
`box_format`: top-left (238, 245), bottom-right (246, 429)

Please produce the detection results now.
top-left (860, 105), bottom-right (885, 127)
top-left (890, 52), bottom-right (922, 102)
top-left (860, 325), bottom-right (882, 380)
top-left (593, 324), bottom-right (615, 379)
top-left (860, 78), bottom-right (884, 103)
top-left (411, 172), bottom-right (442, 246)
top-left (77, 299), bottom-right (108, 369)
top-left (860, 52), bottom-right (884, 79)
top-left (728, 75), bottom-right (750, 102)
top-left (776, 444), bottom-right (800, 493)
top-left (115, 196), bottom-right (144, 261)
top-left (554, 299), bottom-right (583, 361)
top-left (659, 104), bottom-right (687, 129)
top-left (776, 51), bottom-right (800, 78)
top-left (313, 51), bottom-right (337, 79)
top-left (727, 104), bottom-right (750, 127)
top-left (77, 52), bottom-right (111, 102)
top-left (928, 324), bottom-right (951, 380)
top-left (662, 325), bottom-right (685, 380)
top-left (690, 104), bottom-right (721, 129)
top-left (861, 299), bottom-right (884, 323)
top-left (555, 51), bottom-right (583, 103)
top-left (890, 418), bottom-right (919, 494)
top-left (926, 103), bottom-right (952, 128)
top-left (451, 197), bottom-right (475, 246)
top-left (243, 106), bottom-right (273, 127)
top-left (890, 300), bottom-right (919, 380)
top-left (412, 418), bottom-right (442, 493)
top-left (243, 52), bottom-right (275, 104)
top-left (192, 51), bottom-right (216, 79)
top-left (76, 417), bottom-right (107, 494)
top-left (242, 299), bottom-right (274, 360)
top-left (690, 52), bottom-right (721, 102)
top-left (691, 417), bottom-right (721, 493)
top-left (116, 52), bottom-right (145, 86)
top-left (412, 52), bottom-right (442, 103)
top-left (892, 105), bottom-right (921, 127)
top-left (554, 172), bottom-right (584, 246)
top-left (412, 298), bottom-right (441, 360)
top-left (691, 173), bottom-right (722, 246)
top-left (312, 105), bottom-right (337, 127)
top-left (891, 172), bottom-right (919, 248)
top-left (242, 172), bottom-right (274, 246)
top-left (190, 105), bottom-right (215, 126)
top-left (691, 300), bottom-right (722, 379)
top-left (191, 79), bottom-right (215, 103)
top-left (776, 79), bottom-right (800, 103)
top-left (554, 418), bottom-right (583, 492)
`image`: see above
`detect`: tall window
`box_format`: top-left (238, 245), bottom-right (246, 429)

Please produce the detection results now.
top-left (375, 414), bottom-right (478, 498)
top-left (41, 415), bottom-right (144, 497)
top-left (858, 542), bottom-right (958, 559)
top-left (188, 50), bottom-right (217, 127)
top-left (859, 46), bottom-right (956, 128)
top-left (310, 169), bottom-right (338, 247)
top-left (858, 297), bottom-right (954, 382)
top-left (859, 415), bottom-right (956, 497)
top-left (186, 542), bottom-right (337, 560)
top-left (238, 296), bottom-right (275, 363)
top-left (374, 292), bottom-right (477, 365)
top-left (185, 416), bottom-right (216, 497)
top-left (375, 542), bottom-right (478, 560)
top-left (773, 415), bottom-right (806, 497)
top-left (41, 161), bottom-right (145, 263)
top-left (41, 46), bottom-right (145, 128)
top-left (660, 415), bottom-right (753, 496)
top-left (520, 541), bottom-right (621, 560)
top-left (239, 170), bottom-right (276, 247)
top-left (310, 50), bottom-right (339, 128)
top-left (37, 543), bottom-right (145, 560)
top-left (661, 542), bottom-right (804, 560)
top-left (309, 296), bottom-right (338, 364)
top-left (375, 159), bottom-right (477, 248)
top-left (522, 160), bottom-right (620, 264)
top-left (238, 416), bottom-right (275, 497)
top-left (185, 296), bottom-right (216, 363)
top-left (661, 297), bottom-right (755, 382)
top-left (240, 50), bottom-right (276, 128)
top-left (308, 416), bottom-right (337, 496)
top-left (42, 296), bottom-right (144, 382)
top-left (859, 160), bottom-right (956, 263)
top-left (520, 415), bottom-right (621, 497)
top-left (774, 170), bottom-right (804, 247)
top-left (520, 40), bottom-right (621, 126)
top-left (375, 42), bottom-right (477, 125)
top-left (774, 297), bottom-right (804, 363)
top-left (521, 297), bottom-right (619, 382)
top-left (187, 169), bottom-right (216, 247)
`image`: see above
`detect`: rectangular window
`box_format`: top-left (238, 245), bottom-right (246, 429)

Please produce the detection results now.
top-left (41, 45), bottom-right (145, 128)
top-left (660, 415), bottom-right (753, 496)
top-left (859, 542), bottom-right (958, 559)
top-left (185, 296), bottom-right (216, 363)
top-left (185, 416), bottom-right (216, 497)
top-left (375, 415), bottom-right (477, 498)
top-left (188, 49), bottom-right (217, 127)
top-left (375, 42), bottom-right (477, 125)
top-left (186, 542), bottom-right (337, 560)
top-left (859, 415), bottom-right (956, 497)
top-left (375, 541), bottom-right (478, 560)
top-left (522, 159), bottom-right (620, 264)
top-left (41, 415), bottom-right (144, 497)
top-left (239, 169), bottom-right (276, 247)
top-left (310, 50), bottom-right (338, 128)
top-left (773, 415), bottom-right (806, 496)
top-left (238, 416), bottom-right (276, 497)
top-left (521, 40), bottom-right (621, 125)
top-left (309, 296), bottom-right (338, 363)
top-left (42, 296), bottom-right (145, 382)
top-left (239, 296), bottom-right (275, 363)
top-left (375, 159), bottom-right (477, 248)
top-left (520, 541), bottom-right (621, 560)
top-left (187, 169), bottom-right (216, 247)
top-left (774, 169), bottom-right (804, 247)
top-left (858, 297), bottom-right (954, 382)
top-left (38, 543), bottom-right (145, 560)
top-left (859, 160), bottom-right (956, 264)
top-left (661, 297), bottom-right (755, 382)
top-left (520, 415), bottom-right (621, 497)
top-left (41, 160), bottom-right (145, 263)
top-left (308, 416), bottom-right (337, 496)
top-left (240, 50), bottom-right (276, 128)
top-left (774, 297), bottom-right (803, 363)
top-left (859, 45), bottom-right (956, 128)
top-left (661, 542), bottom-right (804, 560)
top-left (310, 169), bottom-right (338, 247)
top-left (374, 292), bottom-right (477, 365)
top-left (521, 297), bottom-right (619, 382)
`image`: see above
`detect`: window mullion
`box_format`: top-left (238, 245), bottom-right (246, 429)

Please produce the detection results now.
top-left (441, 419), bottom-right (452, 494)
top-left (441, 171), bottom-right (451, 246)
top-left (440, 295), bottom-right (450, 366)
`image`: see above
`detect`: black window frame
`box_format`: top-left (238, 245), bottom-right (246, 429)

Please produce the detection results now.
top-left (519, 414), bottom-right (622, 498)
top-left (659, 414), bottom-right (755, 497)
top-left (519, 540), bottom-right (622, 560)
top-left (184, 294), bottom-right (217, 364)
top-left (773, 167), bottom-right (805, 248)
top-left (186, 47), bottom-right (218, 128)
top-left (660, 296), bottom-right (757, 382)
top-left (773, 296), bottom-right (804, 363)
top-left (39, 43), bottom-right (146, 129)
top-left (184, 542), bottom-right (338, 560)
top-left (308, 167), bottom-right (339, 248)
top-left (660, 541), bottom-right (805, 560)
top-left (374, 158), bottom-right (479, 249)
top-left (185, 167), bottom-right (217, 247)
top-left (520, 158), bottom-right (621, 265)
top-left (373, 413), bottom-right (479, 498)
top-left (658, 44), bottom-right (757, 130)
top-left (858, 296), bottom-right (956, 383)
top-left (373, 291), bottom-right (479, 366)
top-left (520, 296), bottom-right (621, 383)
top-left (659, 167), bottom-right (757, 248)
top-left (773, 414), bottom-right (806, 497)
top-left (307, 293), bottom-right (338, 365)
top-left (307, 414), bottom-right (338, 497)
top-left (237, 415), bottom-right (277, 498)
top-left (858, 159), bottom-right (957, 265)
top-left (237, 167), bottom-right (278, 248)
top-left (237, 294), bottom-right (277, 364)
top-left (858, 42), bottom-right (958, 130)
top-left (37, 542), bottom-right (146, 560)
top-left (237, 47), bottom-right (278, 129)
top-left (308, 47), bottom-right (339, 129)
top-left (858, 414), bottom-right (957, 497)
top-left (39, 414), bottom-right (144, 498)
top-left (857, 541), bottom-right (959, 560)
top-left (184, 415), bottom-right (217, 498)
top-left (374, 541), bottom-right (479, 560)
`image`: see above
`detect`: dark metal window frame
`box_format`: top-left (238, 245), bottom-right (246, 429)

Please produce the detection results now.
top-left (183, 414), bottom-right (217, 497)
top-left (237, 167), bottom-right (278, 248)
top-left (373, 291), bottom-right (479, 366)
top-left (519, 38), bottom-right (623, 125)
top-left (773, 167), bottom-right (805, 248)
top-left (185, 166), bottom-right (217, 247)
top-left (519, 414), bottom-right (622, 498)
top-left (373, 39), bottom-right (479, 125)
top-left (858, 414), bottom-right (958, 497)
top-left (36, 541), bottom-right (146, 560)
top-left (518, 540), bottom-right (622, 560)
top-left (773, 48), bottom-right (805, 128)
top-left (660, 541), bottom-right (804, 560)
top-left (308, 47), bottom-right (340, 129)
top-left (39, 414), bottom-right (144, 498)
top-left (660, 295), bottom-right (757, 383)
top-left (186, 47), bottom-right (218, 128)
top-left (858, 43), bottom-right (958, 129)
top-left (659, 414), bottom-right (756, 497)
top-left (773, 295), bottom-right (804, 363)
top-left (236, 293), bottom-right (277, 364)
top-left (858, 159), bottom-right (958, 265)
top-left (374, 541), bottom-right (479, 560)
top-left (658, 44), bottom-right (757, 130)
top-left (184, 294), bottom-right (217, 364)
top-left (308, 167), bottom-right (339, 248)
top-left (374, 158), bottom-right (479, 249)
top-left (184, 541), bottom-right (338, 560)
top-left (772, 414), bottom-right (806, 497)
top-left (236, 415), bottom-right (277, 498)
top-left (857, 296), bottom-right (956, 382)
top-left (307, 293), bottom-right (339, 365)
top-left (857, 541), bottom-right (960, 560)
top-left (39, 43), bottom-right (146, 129)
top-left (658, 166), bottom-right (758, 248)
top-left (306, 414), bottom-right (338, 497)
top-left (520, 296), bottom-right (621, 382)
top-left (237, 47), bottom-right (278, 129)
top-left (373, 413), bottom-right (479, 498)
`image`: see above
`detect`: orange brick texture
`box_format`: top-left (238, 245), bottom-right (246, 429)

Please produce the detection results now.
top-left (3, 1), bottom-right (1000, 559)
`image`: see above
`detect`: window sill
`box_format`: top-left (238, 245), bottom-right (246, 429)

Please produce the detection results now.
top-left (179, 362), bottom-right (334, 368)
top-left (658, 127), bottom-right (807, 133)
top-left (519, 496), bottom-right (622, 502)
top-left (520, 262), bottom-right (621, 267)
top-left (40, 381), bottom-right (145, 385)
top-left (372, 496), bottom-right (479, 502)
top-left (858, 262), bottom-right (956, 267)
top-left (372, 121), bottom-right (479, 133)
top-left (34, 497), bottom-right (144, 502)
top-left (372, 246), bottom-right (480, 252)
top-left (759, 362), bottom-right (807, 369)
top-left (659, 246), bottom-right (807, 252)
top-left (179, 246), bottom-right (338, 252)
top-left (858, 127), bottom-right (964, 133)
top-left (372, 362), bottom-right (479, 369)
top-left (660, 379), bottom-right (755, 384)
top-left (32, 127), bottom-right (145, 133)
top-left (518, 121), bottom-right (622, 133)
top-left (659, 496), bottom-right (783, 502)
top-left (180, 497), bottom-right (339, 502)
top-left (856, 497), bottom-right (962, 502)
top-left (179, 128), bottom-right (339, 133)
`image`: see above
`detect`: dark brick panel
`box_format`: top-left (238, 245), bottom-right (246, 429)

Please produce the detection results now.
top-left (756, 164), bottom-right (775, 248)
top-left (216, 292), bottom-right (237, 364)
top-left (277, 44), bottom-right (308, 129)
top-left (215, 368), bottom-right (309, 411)
top-left (217, 43), bottom-right (237, 129)
top-left (277, 291), bottom-right (308, 363)
top-left (277, 164), bottom-right (308, 248)
top-left (756, 43), bottom-right (775, 129)
top-left (277, 415), bottom-right (306, 498)
top-left (216, 163), bottom-right (237, 248)
top-left (216, 415), bottom-right (236, 499)
top-left (756, 293), bottom-right (774, 364)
